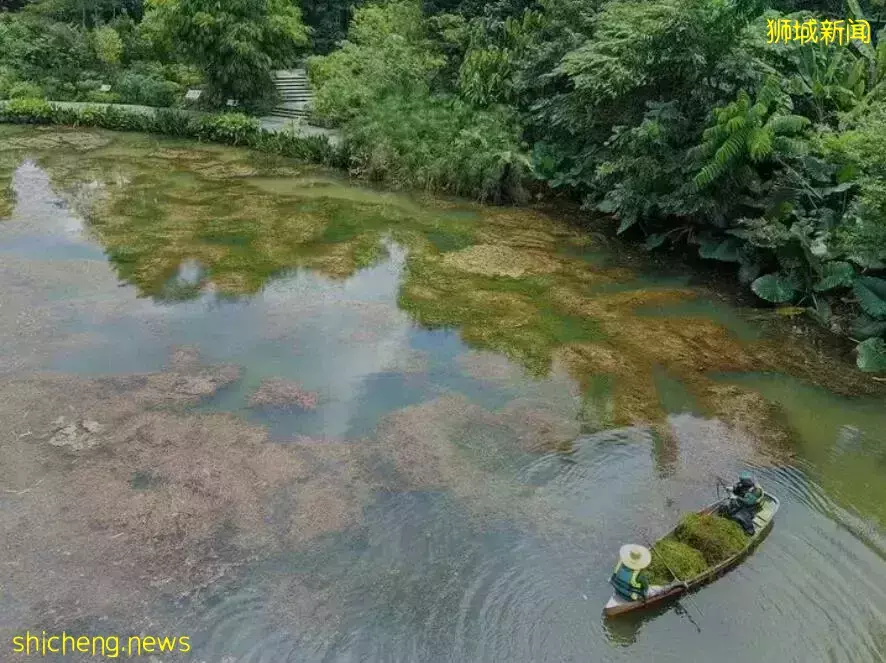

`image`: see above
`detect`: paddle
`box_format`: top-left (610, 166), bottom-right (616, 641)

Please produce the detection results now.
top-left (715, 475), bottom-right (733, 500)
top-left (645, 538), bottom-right (704, 632)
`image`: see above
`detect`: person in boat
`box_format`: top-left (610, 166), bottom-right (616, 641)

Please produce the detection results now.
top-left (722, 471), bottom-right (763, 534)
top-left (610, 544), bottom-right (652, 601)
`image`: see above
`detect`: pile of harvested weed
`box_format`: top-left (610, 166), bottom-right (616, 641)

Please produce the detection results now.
top-left (646, 513), bottom-right (749, 585)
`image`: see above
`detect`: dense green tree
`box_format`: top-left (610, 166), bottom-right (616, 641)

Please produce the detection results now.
top-left (145, 0), bottom-right (308, 105)
top-left (25, 0), bottom-right (144, 26)
top-left (300, 0), bottom-right (363, 54)
top-left (0, 0), bottom-right (29, 11)
top-left (309, 0), bottom-right (445, 122)
top-left (93, 24), bottom-right (124, 66)
top-left (310, 0), bottom-right (527, 199)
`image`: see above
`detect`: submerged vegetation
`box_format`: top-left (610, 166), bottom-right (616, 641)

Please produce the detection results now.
top-left (3, 128), bottom-right (877, 444)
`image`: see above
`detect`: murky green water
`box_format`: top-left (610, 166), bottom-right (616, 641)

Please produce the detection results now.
top-left (2, 126), bottom-right (886, 662)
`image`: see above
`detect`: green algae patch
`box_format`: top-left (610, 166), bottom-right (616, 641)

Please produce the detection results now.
top-left (247, 175), bottom-right (425, 211)
top-left (674, 513), bottom-right (748, 565)
top-left (26, 129), bottom-right (485, 300)
top-left (0, 153), bottom-right (17, 218)
top-left (399, 254), bottom-right (603, 375)
top-left (647, 538), bottom-right (708, 585)
top-left (12, 125), bottom-right (870, 440)
top-left (0, 129), bottom-right (111, 153)
top-left (441, 244), bottom-right (561, 278)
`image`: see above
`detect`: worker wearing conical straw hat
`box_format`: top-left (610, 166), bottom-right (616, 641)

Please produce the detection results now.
top-left (610, 544), bottom-right (651, 601)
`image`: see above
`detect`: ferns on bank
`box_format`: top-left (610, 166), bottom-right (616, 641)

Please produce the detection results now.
top-left (694, 77), bottom-right (810, 189)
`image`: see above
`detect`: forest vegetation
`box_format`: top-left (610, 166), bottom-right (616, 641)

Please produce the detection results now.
top-left (1, 0), bottom-right (886, 370)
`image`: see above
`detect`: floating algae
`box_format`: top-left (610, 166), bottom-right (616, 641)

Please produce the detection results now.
top-left (647, 538), bottom-right (708, 585)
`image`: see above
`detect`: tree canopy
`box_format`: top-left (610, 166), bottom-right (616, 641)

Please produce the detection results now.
top-left (144, 0), bottom-right (308, 104)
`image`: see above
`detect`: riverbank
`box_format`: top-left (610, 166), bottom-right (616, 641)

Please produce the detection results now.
top-left (0, 98), bottom-right (343, 163)
top-left (36, 100), bottom-right (341, 143)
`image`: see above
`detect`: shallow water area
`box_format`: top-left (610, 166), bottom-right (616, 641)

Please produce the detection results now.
top-left (2, 128), bottom-right (886, 662)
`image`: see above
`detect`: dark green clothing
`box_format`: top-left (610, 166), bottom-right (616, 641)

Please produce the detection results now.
top-left (725, 480), bottom-right (764, 534)
top-left (734, 481), bottom-right (763, 507)
top-left (738, 483), bottom-right (763, 507)
top-left (610, 562), bottom-right (650, 601)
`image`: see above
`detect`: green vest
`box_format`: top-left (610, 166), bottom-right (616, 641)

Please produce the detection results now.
top-left (611, 562), bottom-right (648, 600)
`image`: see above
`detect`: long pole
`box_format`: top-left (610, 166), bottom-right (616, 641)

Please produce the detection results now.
top-left (649, 542), bottom-right (689, 590)
top-left (646, 539), bottom-right (704, 630)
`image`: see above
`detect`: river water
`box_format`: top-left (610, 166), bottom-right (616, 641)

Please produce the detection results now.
top-left (1, 126), bottom-right (885, 662)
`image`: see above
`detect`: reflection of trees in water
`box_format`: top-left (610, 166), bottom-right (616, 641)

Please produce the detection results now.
top-left (28, 131), bottom-right (879, 449)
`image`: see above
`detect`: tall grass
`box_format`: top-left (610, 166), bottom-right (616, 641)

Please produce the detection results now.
top-left (342, 94), bottom-right (528, 202)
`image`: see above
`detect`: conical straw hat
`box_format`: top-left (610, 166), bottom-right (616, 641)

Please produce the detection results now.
top-left (619, 544), bottom-right (652, 570)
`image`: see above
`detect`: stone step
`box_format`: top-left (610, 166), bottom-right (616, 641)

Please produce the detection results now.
top-left (271, 107), bottom-right (311, 119)
top-left (273, 69), bottom-right (307, 78)
top-left (275, 101), bottom-right (311, 110)
top-left (273, 70), bottom-right (313, 110)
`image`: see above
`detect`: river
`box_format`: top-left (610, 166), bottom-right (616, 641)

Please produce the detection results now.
top-left (1, 125), bottom-right (885, 662)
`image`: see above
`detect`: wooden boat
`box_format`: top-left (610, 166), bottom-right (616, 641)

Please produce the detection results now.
top-left (604, 491), bottom-right (780, 617)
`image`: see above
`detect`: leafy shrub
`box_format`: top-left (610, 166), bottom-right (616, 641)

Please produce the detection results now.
top-left (93, 26), bottom-right (124, 67)
top-left (152, 108), bottom-right (197, 137)
top-left (343, 93), bottom-right (527, 201)
top-left (857, 338), bottom-right (886, 373)
top-left (160, 63), bottom-right (203, 88)
top-left (9, 81), bottom-right (45, 99)
top-left (646, 538), bottom-right (708, 586)
top-left (193, 113), bottom-right (262, 146)
top-left (72, 105), bottom-right (154, 132)
top-left (84, 90), bottom-right (122, 104)
top-left (308, 0), bottom-right (446, 125)
top-left (255, 130), bottom-right (345, 165)
top-left (0, 98), bottom-right (54, 123)
top-left (0, 66), bottom-right (20, 99)
top-left (116, 70), bottom-right (182, 107)
top-left (674, 513), bottom-right (748, 566)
